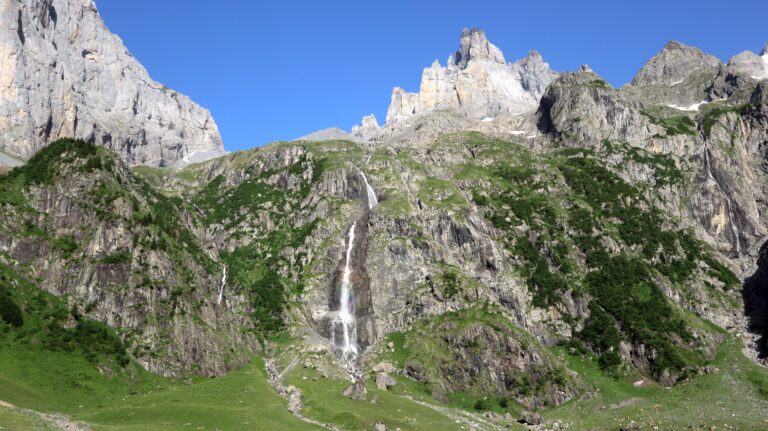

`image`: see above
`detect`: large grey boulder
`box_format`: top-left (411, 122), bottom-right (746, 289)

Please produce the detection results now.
top-left (0, 0), bottom-right (225, 166)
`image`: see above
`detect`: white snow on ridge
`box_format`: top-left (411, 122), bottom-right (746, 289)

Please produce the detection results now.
top-left (481, 117), bottom-right (494, 122)
top-left (667, 101), bottom-right (708, 111)
top-left (667, 98), bottom-right (729, 112)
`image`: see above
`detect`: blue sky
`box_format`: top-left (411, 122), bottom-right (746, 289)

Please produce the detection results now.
top-left (98, 0), bottom-right (767, 152)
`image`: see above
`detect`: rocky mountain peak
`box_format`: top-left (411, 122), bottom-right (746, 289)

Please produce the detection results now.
top-left (453, 28), bottom-right (506, 68)
top-left (631, 40), bottom-right (722, 86)
top-left (761, 42), bottom-right (768, 56)
top-left (376, 28), bottom-right (557, 130)
top-left (0, 0), bottom-right (225, 166)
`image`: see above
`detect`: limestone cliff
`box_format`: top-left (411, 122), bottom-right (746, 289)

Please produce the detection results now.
top-left (0, 0), bottom-right (224, 167)
top-left (376, 29), bottom-right (558, 129)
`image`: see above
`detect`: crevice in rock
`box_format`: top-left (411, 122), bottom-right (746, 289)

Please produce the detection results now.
top-left (17, 11), bottom-right (25, 45)
top-left (48, 5), bottom-right (57, 27)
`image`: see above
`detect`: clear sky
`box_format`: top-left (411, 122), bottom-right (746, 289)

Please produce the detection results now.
top-left (98, 0), bottom-right (767, 152)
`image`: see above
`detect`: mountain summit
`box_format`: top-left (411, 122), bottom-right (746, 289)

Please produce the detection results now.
top-left (0, 0), bottom-right (225, 166)
top-left (379, 29), bottom-right (558, 128)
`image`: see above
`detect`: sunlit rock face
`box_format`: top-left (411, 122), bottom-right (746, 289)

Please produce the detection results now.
top-left (382, 29), bottom-right (558, 127)
top-left (0, 0), bottom-right (225, 166)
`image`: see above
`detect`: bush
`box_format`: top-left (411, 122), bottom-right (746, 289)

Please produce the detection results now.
top-left (598, 351), bottom-right (622, 371)
top-left (441, 270), bottom-right (461, 299)
top-left (0, 294), bottom-right (23, 327)
top-left (47, 319), bottom-right (129, 367)
top-left (473, 399), bottom-right (489, 410)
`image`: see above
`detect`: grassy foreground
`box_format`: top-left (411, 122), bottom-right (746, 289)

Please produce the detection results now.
top-left (544, 336), bottom-right (768, 430)
top-left (3, 334), bottom-right (768, 430)
top-left (0, 344), bottom-right (318, 431)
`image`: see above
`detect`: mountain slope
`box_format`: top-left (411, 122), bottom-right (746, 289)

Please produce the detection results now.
top-left (3, 25), bottom-right (768, 431)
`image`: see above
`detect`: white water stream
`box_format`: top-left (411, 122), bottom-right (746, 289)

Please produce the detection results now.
top-left (331, 223), bottom-right (359, 364)
top-left (217, 265), bottom-right (227, 304)
top-left (703, 145), bottom-right (742, 257)
top-left (360, 173), bottom-right (378, 209)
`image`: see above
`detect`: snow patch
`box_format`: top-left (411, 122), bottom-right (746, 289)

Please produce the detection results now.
top-left (510, 130), bottom-right (526, 136)
top-left (667, 101), bottom-right (708, 111)
top-left (481, 117), bottom-right (494, 122)
top-left (669, 79), bottom-right (684, 86)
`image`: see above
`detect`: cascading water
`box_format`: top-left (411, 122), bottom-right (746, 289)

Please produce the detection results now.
top-left (331, 223), bottom-right (359, 365)
top-left (360, 173), bottom-right (378, 209)
top-left (703, 144), bottom-right (742, 257)
top-left (217, 265), bottom-right (227, 305)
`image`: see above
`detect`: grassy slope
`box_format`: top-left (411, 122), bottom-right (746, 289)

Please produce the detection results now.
top-left (545, 336), bottom-right (768, 430)
top-left (282, 365), bottom-right (469, 431)
top-left (0, 345), bottom-right (318, 431)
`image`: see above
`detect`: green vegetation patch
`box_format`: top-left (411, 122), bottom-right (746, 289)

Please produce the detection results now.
top-left (641, 109), bottom-right (697, 136)
top-left (470, 134), bottom-right (736, 380)
top-left (377, 306), bottom-right (578, 408)
top-left (0, 264), bottom-right (129, 368)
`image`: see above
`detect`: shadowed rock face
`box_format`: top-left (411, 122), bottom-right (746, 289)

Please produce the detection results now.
top-left (744, 241), bottom-right (768, 359)
top-left (0, 0), bottom-right (224, 166)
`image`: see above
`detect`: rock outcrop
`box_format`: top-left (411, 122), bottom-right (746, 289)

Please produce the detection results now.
top-left (727, 44), bottom-right (768, 81)
top-left (380, 29), bottom-right (557, 128)
top-left (631, 41), bottom-right (723, 87)
top-left (0, 0), bottom-right (224, 166)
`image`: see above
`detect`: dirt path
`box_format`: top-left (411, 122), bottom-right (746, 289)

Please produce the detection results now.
top-left (0, 399), bottom-right (90, 431)
top-left (402, 395), bottom-right (507, 431)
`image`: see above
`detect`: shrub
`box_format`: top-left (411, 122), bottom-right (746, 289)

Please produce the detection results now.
top-left (441, 270), bottom-right (461, 299)
top-left (0, 294), bottom-right (23, 327)
top-left (473, 399), bottom-right (489, 410)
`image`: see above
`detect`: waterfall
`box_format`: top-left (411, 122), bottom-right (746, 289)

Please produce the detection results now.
top-left (217, 265), bottom-right (227, 304)
top-left (331, 223), bottom-right (359, 364)
top-left (360, 173), bottom-right (378, 209)
top-left (703, 145), bottom-right (742, 257)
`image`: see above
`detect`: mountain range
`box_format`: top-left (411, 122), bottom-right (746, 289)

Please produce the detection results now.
top-left (1, 1), bottom-right (768, 430)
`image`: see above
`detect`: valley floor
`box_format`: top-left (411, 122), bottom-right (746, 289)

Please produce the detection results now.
top-left (1, 336), bottom-right (768, 430)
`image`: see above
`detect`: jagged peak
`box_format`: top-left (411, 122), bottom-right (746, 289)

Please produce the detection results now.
top-left (762, 42), bottom-right (768, 56)
top-left (662, 40), bottom-right (691, 51)
top-left (453, 28), bottom-right (506, 68)
top-left (527, 49), bottom-right (543, 60)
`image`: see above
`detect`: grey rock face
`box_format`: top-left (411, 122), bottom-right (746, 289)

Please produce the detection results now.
top-left (627, 41), bottom-right (723, 107)
top-left (453, 28), bottom-right (506, 67)
top-left (631, 41), bottom-right (723, 87)
top-left (0, 0), bottom-right (224, 166)
top-left (726, 47), bottom-right (768, 81)
top-left (538, 69), bottom-right (660, 145)
top-left (350, 114), bottom-right (380, 141)
top-left (380, 29), bottom-right (558, 128)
